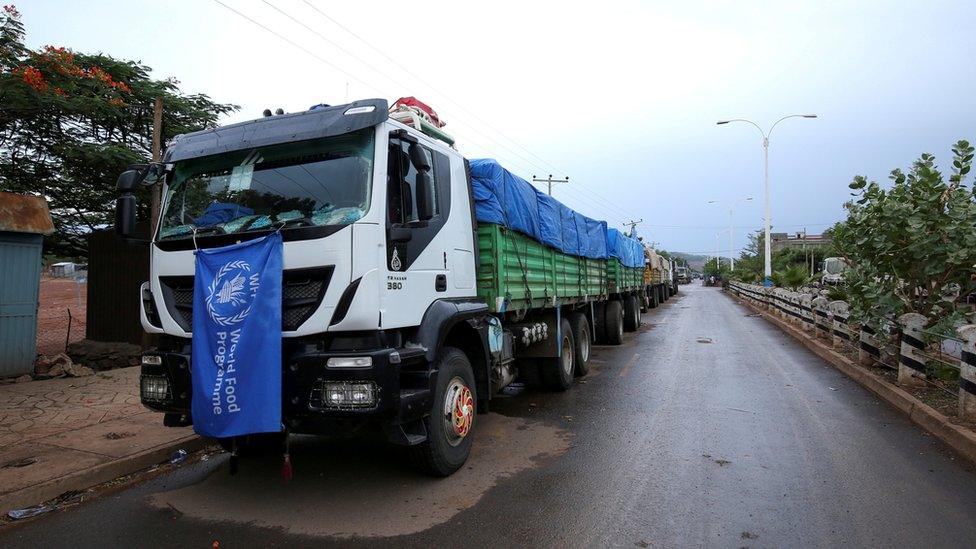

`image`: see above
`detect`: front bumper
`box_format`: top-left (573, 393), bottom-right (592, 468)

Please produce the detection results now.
top-left (139, 342), bottom-right (434, 442)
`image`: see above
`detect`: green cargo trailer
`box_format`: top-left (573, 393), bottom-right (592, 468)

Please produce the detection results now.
top-left (476, 223), bottom-right (643, 315)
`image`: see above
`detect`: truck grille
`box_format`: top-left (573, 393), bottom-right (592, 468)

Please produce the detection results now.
top-left (159, 267), bottom-right (334, 332)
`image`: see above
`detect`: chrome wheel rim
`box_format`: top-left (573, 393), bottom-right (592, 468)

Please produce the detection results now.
top-left (561, 335), bottom-right (574, 376)
top-left (580, 328), bottom-right (590, 362)
top-left (443, 376), bottom-right (474, 446)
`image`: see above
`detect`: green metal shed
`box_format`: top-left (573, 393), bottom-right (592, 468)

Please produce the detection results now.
top-left (0, 192), bottom-right (55, 376)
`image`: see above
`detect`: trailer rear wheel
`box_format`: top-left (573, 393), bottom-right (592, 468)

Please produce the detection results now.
top-left (542, 318), bottom-right (575, 391)
top-left (624, 295), bottom-right (640, 332)
top-left (592, 302), bottom-right (608, 343)
top-left (409, 347), bottom-right (476, 477)
top-left (605, 300), bottom-right (624, 345)
top-left (569, 312), bottom-right (591, 376)
top-left (650, 286), bottom-right (659, 308)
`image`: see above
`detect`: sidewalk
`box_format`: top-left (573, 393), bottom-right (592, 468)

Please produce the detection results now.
top-left (0, 367), bottom-right (205, 512)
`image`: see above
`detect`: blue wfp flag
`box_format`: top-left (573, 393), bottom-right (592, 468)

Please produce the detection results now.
top-left (191, 233), bottom-right (283, 438)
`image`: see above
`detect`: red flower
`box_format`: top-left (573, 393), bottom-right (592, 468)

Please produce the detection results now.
top-left (18, 66), bottom-right (48, 93)
top-left (3, 5), bottom-right (20, 18)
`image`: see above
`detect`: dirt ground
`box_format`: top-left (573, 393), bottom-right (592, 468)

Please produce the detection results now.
top-left (36, 275), bottom-right (87, 357)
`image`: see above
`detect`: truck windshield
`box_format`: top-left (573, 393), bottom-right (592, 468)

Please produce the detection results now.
top-left (159, 128), bottom-right (374, 240)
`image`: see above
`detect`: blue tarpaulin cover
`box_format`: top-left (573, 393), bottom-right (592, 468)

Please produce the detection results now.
top-left (606, 228), bottom-right (644, 268)
top-left (191, 233), bottom-right (283, 438)
top-left (470, 159), bottom-right (628, 262)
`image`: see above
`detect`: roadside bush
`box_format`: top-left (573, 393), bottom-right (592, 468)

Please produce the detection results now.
top-left (833, 140), bottom-right (976, 327)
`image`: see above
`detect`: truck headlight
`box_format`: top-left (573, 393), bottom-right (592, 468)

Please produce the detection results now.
top-left (326, 357), bottom-right (372, 369)
top-left (141, 375), bottom-right (170, 402)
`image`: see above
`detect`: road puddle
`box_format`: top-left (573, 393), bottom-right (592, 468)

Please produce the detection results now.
top-left (151, 414), bottom-right (570, 538)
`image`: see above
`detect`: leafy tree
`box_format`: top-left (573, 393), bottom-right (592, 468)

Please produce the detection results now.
top-left (703, 258), bottom-right (730, 278)
top-left (833, 140), bottom-right (976, 325)
top-left (0, 5), bottom-right (237, 257)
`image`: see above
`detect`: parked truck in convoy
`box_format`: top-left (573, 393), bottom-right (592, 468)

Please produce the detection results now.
top-left (114, 98), bottom-right (649, 476)
top-left (643, 246), bottom-right (673, 308)
top-left (675, 266), bottom-right (691, 285)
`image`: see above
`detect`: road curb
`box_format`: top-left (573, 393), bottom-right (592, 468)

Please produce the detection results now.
top-left (1, 435), bottom-right (208, 513)
top-left (729, 291), bottom-right (976, 465)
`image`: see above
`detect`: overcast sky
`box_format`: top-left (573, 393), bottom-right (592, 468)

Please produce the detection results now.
top-left (22, 0), bottom-right (976, 255)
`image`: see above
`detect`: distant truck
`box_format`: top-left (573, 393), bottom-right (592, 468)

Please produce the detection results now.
top-left (675, 266), bottom-right (691, 285)
top-left (643, 247), bottom-right (675, 307)
top-left (115, 97), bottom-right (649, 476)
top-left (821, 257), bottom-right (848, 285)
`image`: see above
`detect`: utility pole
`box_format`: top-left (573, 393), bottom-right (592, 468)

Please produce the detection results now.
top-left (532, 174), bottom-right (570, 196)
top-left (623, 219), bottom-right (643, 237)
top-left (149, 97), bottom-right (163, 234)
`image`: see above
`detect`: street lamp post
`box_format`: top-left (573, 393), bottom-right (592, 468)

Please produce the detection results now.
top-left (717, 114), bottom-right (817, 286)
top-left (708, 197), bottom-right (753, 272)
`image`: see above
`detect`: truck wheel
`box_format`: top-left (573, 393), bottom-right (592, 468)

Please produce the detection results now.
top-left (542, 318), bottom-right (575, 391)
top-left (409, 347), bottom-right (476, 477)
top-left (650, 287), bottom-right (659, 308)
top-left (624, 295), bottom-right (640, 332)
top-left (605, 300), bottom-right (624, 345)
top-left (592, 302), bottom-right (608, 343)
top-left (570, 312), bottom-right (591, 376)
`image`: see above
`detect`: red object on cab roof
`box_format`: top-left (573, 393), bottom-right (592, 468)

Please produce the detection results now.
top-left (391, 96), bottom-right (445, 128)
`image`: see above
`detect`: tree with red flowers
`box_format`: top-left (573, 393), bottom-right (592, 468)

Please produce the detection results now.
top-left (0, 4), bottom-right (237, 256)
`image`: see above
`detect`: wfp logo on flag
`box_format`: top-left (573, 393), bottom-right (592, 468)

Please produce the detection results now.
top-left (191, 233), bottom-right (283, 439)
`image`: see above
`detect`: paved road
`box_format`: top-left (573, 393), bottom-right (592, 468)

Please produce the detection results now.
top-left (4, 284), bottom-right (976, 547)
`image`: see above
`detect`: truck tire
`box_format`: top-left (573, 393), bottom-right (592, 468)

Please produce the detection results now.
top-left (569, 312), bottom-right (591, 376)
top-left (624, 295), bottom-right (640, 332)
top-left (650, 287), bottom-right (659, 308)
top-left (542, 318), bottom-right (575, 391)
top-left (592, 302), bottom-right (608, 343)
top-left (409, 347), bottom-right (476, 477)
top-left (605, 300), bottom-right (624, 345)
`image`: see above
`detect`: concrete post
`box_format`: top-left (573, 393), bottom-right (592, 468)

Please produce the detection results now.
top-left (800, 295), bottom-right (814, 333)
top-left (956, 325), bottom-right (976, 420)
top-left (898, 313), bottom-right (928, 387)
top-left (828, 301), bottom-right (849, 349)
top-left (811, 297), bottom-right (829, 340)
top-left (858, 322), bottom-right (880, 367)
top-left (791, 292), bottom-right (804, 327)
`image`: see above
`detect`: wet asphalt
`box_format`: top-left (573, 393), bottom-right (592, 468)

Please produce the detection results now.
top-left (4, 284), bottom-right (976, 547)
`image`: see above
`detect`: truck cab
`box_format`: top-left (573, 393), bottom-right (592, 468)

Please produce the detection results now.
top-left (121, 99), bottom-right (490, 475)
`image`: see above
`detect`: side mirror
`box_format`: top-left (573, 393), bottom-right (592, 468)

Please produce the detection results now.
top-left (415, 172), bottom-right (435, 221)
top-left (116, 194), bottom-right (136, 237)
top-left (116, 169), bottom-right (145, 193)
top-left (408, 143), bottom-right (431, 172)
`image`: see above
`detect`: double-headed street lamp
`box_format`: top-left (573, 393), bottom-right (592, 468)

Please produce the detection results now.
top-left (717, 114), bottom-right (817, 286)
top-left (707, 197), bottom-right (753, 271)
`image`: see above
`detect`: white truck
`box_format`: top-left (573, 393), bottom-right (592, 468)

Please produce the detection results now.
top-left (821, 257), bottom-right (848, 286)
top-left (115, 98), bottom-right (648, 475)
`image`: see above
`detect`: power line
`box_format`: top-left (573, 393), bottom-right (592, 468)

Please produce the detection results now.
top-left (295, 0), bottom-right (645, 222)
top-left (258, 1), bottom-right (642, 223)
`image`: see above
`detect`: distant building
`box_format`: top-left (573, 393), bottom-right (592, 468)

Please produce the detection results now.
top-left (770, 231), bottom-right (830, 253)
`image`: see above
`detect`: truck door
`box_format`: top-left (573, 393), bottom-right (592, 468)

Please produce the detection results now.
top-left (381, 131), bottom-right (455, 328)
